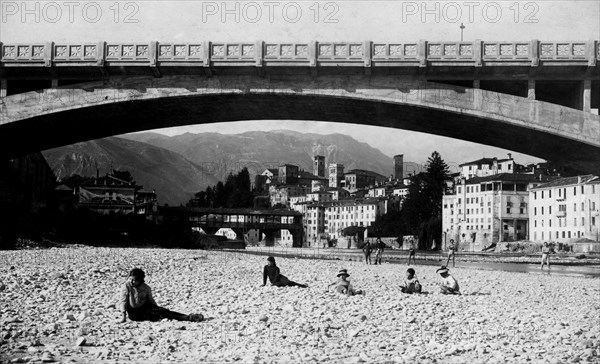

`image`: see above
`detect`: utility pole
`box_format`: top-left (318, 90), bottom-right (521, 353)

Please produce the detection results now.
top-left (460, 23), bottom-right (465, 42)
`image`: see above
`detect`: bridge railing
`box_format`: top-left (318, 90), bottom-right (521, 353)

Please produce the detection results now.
top-left (1, 40), bottom-right (597, 68)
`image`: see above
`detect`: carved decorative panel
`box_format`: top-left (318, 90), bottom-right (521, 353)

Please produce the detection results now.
top-left (137, 45), bottom-right (149, 57)
top-left (500, 44), bottom-right (512, 56)
top-left (429, 44), bottom-right (442, 56)
top-left (18, 46), bottom-right (30, 57)
top-left (572, 44), bottom-right (585, 56)
top-left (122, 45), bottom-right (134, 57)
top-left (459, 44), bottom-right (472, 56)
top-left (296, 45), bottom-right (308, 56)
top-left (174, 45), bottom-right (186, 57)
top-left (540, 44), bottom-right (554, 56)
top-left (389, 45), bottom-right (402, 56)
top-left (404, 44), bottom-right (417, 56)
top-left (227, 45), bottom-right (240, 57)
top-left (107, 45), bottom-right (119, 57)
top-left (334, 44), bottom-right (347, 56)
top-left (373, 45), bottom-right (386, 57)
top-left (266, 45), bottom-right (278, 56)
top-left (484, 44), bottom-right (497, 55)
top-left (557, 44), bottom-right (570, 56)
top-left (189, 45), bottom-right (202, 56)
top-left (84, 45), bottom-right (96, 57)
top-left (212, 45), bottom-right (224, 57)
top-left (242, 44), bottom-right (254, 56)
top-left (319, 45), bottom-right (332, 56)
top-left (3, 46), bottom-right (16, 58)
top-left (281, 45), bottom-right (293, 56)
top-left (160, 45), bottom-right (172, 56)
top-left (516, 44), bottom-right (528, 56)
top-left (350, 44), bottom-right (363, 56)
top-left (33, 45), bottom-right (45, 57)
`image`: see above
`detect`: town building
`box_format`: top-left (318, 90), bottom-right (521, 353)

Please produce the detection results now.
top-left (278, 164), bottom-right (299, 184)
top-left (78, 173), bottom-right (137, 215)
top-left (323, 198), bottom-right (387, 241)
top-left (459, 155), bottom-right (519, 180)
top-left (313, 155), bottom-right (325, 178)
top-left (328, 163), bottom-right (345, 188)
top-left (394, 154), bottom-right (404, 180)
top-left (327, 187), bottom-right (351, 201)
top-left (343, 169), bottom-right (387, 192)
top-left (442, 173), bottom-right (552, 250)
top-left (268, 184), bottom-right (310, 207)
top-left (529, 175), bottom-right (599, 243)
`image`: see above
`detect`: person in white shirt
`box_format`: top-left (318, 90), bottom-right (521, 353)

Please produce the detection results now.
top-left (436, 266), bottom-right (460, 295)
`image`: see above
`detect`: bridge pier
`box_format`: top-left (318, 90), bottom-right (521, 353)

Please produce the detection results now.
top-left (262, 230), bottom-right (276, 247)
top-left (527, 79), bottom-right (536, 101)
top-left (0, 79), bottom-right (5, 98)
top-left (583, 79), bottom-right (592, 112)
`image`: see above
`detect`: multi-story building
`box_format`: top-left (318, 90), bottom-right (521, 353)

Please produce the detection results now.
top-left (306, 191), bottom-right (333, 203)
top-left (327, 187), bottom-right (350, 201)
top-left (328, 163), bottom-right (345, 188)
top-left (278, 164), bottom-right (299, 184)
top-left (269, 184), bottom-right (310, 207)
top-left (304, 202), bottom-right (326, 245)
top-left (78, 174), bottom-right (137, 215)
top-left (443, 173), bottom-right (550, 249)
top-left (323, 198), bottom-right (387, 240)
top-left (314, 155), bottom-right (325, 178)
top-left (344, 169), bottom-right (387, 192)
top-left (459, 155), bottom-right (518, 180)
top-left (529, 175), bottom-right (599, 243)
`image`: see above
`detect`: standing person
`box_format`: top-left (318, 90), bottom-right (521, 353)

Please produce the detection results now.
top-left (327, 269), bottom-right (365, 296)
top-left (400, 268), bottom-right (422, 294)
top-left (436, 266), bottom-right (460, 295)
top-left (541, 242), bottom-right (551, 270)
top-left (262, 256), bottom-right (308, 288)
top-left (362, 240), bottom-right (373, 265)
top-left (408, 239), bottom-right (416, 265)
top-left (374, 238), bottom-right (385, 265)
top-left (119, 268), bottom-right (204, 323)
top-left (445, 239), bottom-right (456, 268)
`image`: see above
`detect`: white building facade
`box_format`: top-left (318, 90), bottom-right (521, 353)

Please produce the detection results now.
top-left (529, 175), bottom-right (599, 243)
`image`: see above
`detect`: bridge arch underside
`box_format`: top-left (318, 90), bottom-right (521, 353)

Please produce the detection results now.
top-left (1, 78), bottom-right (599, 173)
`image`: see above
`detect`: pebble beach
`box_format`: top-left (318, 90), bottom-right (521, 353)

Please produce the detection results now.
top-left (1, 247), bottom-right (599, 363)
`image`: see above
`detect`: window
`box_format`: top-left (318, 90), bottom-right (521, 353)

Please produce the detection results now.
top-left (542, 191), bottom-right (544, 199)
top-left (534, 192), bottom-right (537, 200)
top-left (520, 208), bottom-right (524, 214)
top-left (574, 203), bottom-right (577, 212)
top-left (534, 207), bottom-right (537, 215)
top-left (581, 186), bottom-right (584, 194)
top-left (504, 224), bottom-right (508, 230)
top-left (574, 218), bottom-right (577, 226)
top-left (549, 190), bottom-right (551, 198)
top-left (488, 225), bottom-right (491, 229)
top-left (508, 164), bottom-right (512, 170)
top-left (549, 206), bottom-right (552, 214)
top-left (549, 219), bottom-right (551, 227)
top-left (593, 217), bottom-right (596, 226)
top-left (541, 207), bottom-right (544, 215)
top-left (556, 231), bottom-right (559, 238)
top-left (574, 187), bottom-right (577, 196)
top-left (562, 231), bottom-right (565, 238)
top-left (559, 189), bottom-right (562, 197)
top-left (534, 220), bottom-right (537, 227)
top-left (506, 207), bottom-right (511, 214)
top-left (582, 217), bottom-right (585, 226)
top-left (568, 231), bottom-right (571, 238)
top-left (581, 202), bottom-right (585, 212)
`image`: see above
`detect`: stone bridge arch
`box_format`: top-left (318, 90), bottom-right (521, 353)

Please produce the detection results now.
top-left (0, 75), bottom-right (598, 172)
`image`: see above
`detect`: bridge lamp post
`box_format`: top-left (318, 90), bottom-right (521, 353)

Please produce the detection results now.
top-left (460, 23), bottom-right (465, 42)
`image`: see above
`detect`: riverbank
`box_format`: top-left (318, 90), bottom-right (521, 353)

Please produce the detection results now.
top-left (1, 247), bottom-right (599, 363)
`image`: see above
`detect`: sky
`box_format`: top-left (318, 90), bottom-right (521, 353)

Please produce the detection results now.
top-left (2, 0), bottom-right (598, 164)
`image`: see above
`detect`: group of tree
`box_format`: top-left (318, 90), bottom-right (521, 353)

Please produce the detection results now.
top-left (188, 168), bottom-right (254, 208)
top-left (370, 151), bottom-right (450, 250)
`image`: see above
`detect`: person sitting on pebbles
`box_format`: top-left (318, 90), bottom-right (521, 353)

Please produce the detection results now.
top-left (400, 268), bottom-right (422, 294)
top-left (327, 269), bottom-right (365, 296)
top-left (436, 266), bottom-right (460, 295)
top-left (118, 268), bottom-right (204, 323)
top-left (262, 256), bottom-right (308, 288)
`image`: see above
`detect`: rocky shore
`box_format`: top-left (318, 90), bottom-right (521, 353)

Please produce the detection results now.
top-left (1, 247), bottom-right (599, 363)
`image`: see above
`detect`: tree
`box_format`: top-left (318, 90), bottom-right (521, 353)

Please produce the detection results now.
top-left (397, 151), bottom-right (450, 250)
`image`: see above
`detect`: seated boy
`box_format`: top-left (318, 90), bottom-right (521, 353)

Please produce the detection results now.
top-left (327, 269), bottom-right (365, 296)
top-left (400, 268), bottom-right (422, 294)
top-left (436, 266), bottom-right (460, 295)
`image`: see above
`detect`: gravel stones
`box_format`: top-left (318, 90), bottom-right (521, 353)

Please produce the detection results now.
top-left (0, 247), bottom-right (598, 363)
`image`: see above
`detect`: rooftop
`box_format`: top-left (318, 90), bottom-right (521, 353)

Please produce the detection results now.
top-left (187, 207), bottom-right (302, 216)
top-left (459, 157), bottom-right (513, 167)
top-left (465, 173), bottom-right (555, 185)
top-left (530, 175), bottom-right (598, 190)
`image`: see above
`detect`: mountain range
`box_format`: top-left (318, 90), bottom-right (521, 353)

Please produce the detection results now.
top-left (43, 131), bottom-right (396, 205)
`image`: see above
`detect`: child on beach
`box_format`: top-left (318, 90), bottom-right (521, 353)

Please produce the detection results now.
top-left (436, 266), bottom-right (460, 295)
top-left (327, 269), bottom-right (365, 296)
top-left (400, 268), bottom-right (422, 294)
top-left (541, 242), bottom-right (551, 270)
top-left (408, 240), bottom-right (416, 265)
top-left (262, 256), bottom-right (308, 288)
top-left (118, 268), bottom-right (204, 323)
